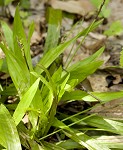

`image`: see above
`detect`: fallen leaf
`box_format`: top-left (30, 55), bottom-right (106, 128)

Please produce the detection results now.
top-left (89, 98), bottom-right (123, 120)
top-left (88, 71), bottom-right (109, 92)
top-left (49, 0), bottom-right (94, 16)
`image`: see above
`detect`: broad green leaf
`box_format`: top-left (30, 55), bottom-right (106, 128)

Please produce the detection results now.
top-left (83, 91), bottom-right (123, 102)
top-left (1, 21), bottom-right (14, 50)
top-left (62, 90), bottom-right (88, 101)
top-left (13, 78), bottom-right (40, 126)
top-left (84, 115), bottom-right (123, 135)
top-left (0, 43), bottom-right (30, 95)
top-left (0, 104), bottom-right (21, 150)
top-left (35, 20), bottom-right (102, 74)
top-left (13, 6), bottom-right (33, 71)
top-left (44, 7), bottom-right (62, 53)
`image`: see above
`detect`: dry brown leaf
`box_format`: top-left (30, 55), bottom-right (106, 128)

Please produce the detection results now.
top-left (88, 71), bottom-right (109, 92)
top-left (49, 0), bottom-right (94, 16)
top-left (90, 98), bottom-right (123, 119)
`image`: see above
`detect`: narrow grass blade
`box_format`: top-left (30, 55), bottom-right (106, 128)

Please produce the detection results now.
top-left (53, 118), bottom-right (110, 150)
top-left (13, 78), bottom-right (40, 126)
top-left (62, 90), bottom-right (88, 101)
top-left (0, 104), bottom-right (22, 150)
top-left (83, 91), bottom-right (123, 102)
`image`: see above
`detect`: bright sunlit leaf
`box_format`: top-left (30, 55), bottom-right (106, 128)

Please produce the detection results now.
top-left (13, 78), bottom-right (40, 125)
top-left (0, 104), bottom-right (22, 150)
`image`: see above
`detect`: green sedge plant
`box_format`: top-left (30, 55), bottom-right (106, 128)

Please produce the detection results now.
top-left (1, 5), bottom-right (123, 150)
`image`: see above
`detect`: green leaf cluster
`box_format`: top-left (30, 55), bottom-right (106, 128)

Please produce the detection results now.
top-left (1, 6), bottom-right (123, 150)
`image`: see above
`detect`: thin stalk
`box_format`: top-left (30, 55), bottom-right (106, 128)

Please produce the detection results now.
top-left (65, 0), bottom-right (106, 69)
top-left (64, 42), bottom-right (75, 68)
top-left (65, 20), bottom-right (96, 69)
top-left (39, 113), bottom-right (96, 140)
top-left (63, 20), bottom-right (83, 67)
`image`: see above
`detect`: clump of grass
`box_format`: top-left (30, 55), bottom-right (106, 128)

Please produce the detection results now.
top-left (0, 1), bottom-right (123, 149)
